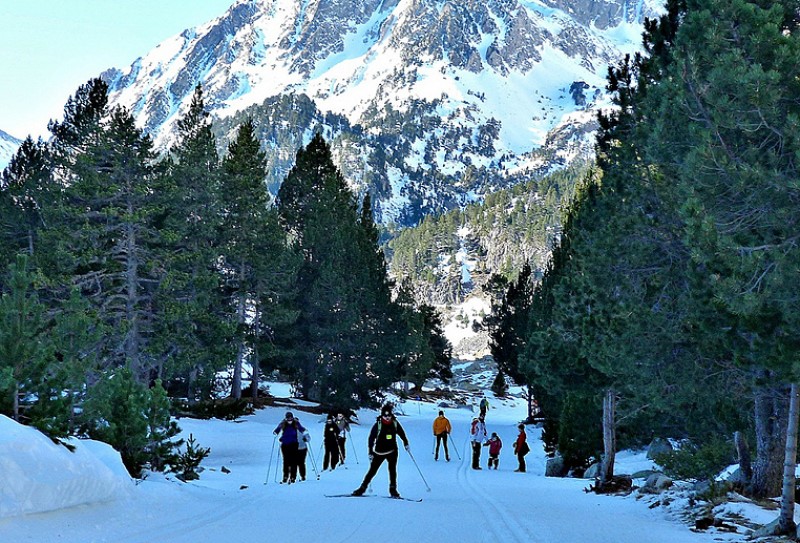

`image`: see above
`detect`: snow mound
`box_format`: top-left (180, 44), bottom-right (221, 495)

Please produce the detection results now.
top-left (0, 415), bottom-right (133, 519)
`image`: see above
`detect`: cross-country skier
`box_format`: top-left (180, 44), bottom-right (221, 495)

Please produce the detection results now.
top-left (432, 410), bottom-right (452, 461)
top-left (352, 403), bottom-right (409, 498)
top-left (323, 413), bottom-right (340, 470)
top-left (273, 411), bottom-right (306, 483)
top-left (470, 415), bottom-right (487, 469)
top-left (484, 432), bottom-right (502, 469)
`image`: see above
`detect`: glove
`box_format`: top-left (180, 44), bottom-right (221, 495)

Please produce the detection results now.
top-left (404, 444), bottom-right (410, 452)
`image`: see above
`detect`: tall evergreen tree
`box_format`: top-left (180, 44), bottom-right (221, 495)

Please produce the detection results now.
top-left (277, 134), bottom-right (402, 410)
top-left (637, 0), bottom-right (800, 528)
top-left (0, 255), bottom-right (49, 422)
top-left (0, 137), bottom-right (52, 260)
top-left (46, 80), bottom-right (163, 382)
top-left (219, 119), bottom-right (296, 400)
top-left (487, 263), bottom-right (536, 418)
top-left (155, 84), bottom-right (232, 401)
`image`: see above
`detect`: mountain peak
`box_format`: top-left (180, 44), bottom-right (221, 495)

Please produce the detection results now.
top-left (104, 0), bottom-right (660, 227)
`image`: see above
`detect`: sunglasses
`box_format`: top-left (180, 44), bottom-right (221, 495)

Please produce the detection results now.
top-left (382, 414), bottom-right (391, 418)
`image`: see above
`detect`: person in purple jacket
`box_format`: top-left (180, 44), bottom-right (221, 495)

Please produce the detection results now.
top-left (274, 411), bottom-right (306, 484)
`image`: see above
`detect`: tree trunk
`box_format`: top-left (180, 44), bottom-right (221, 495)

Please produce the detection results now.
top-left (251, 307), bottom-right (261, 404)
top-left (751, 380), bottom-right (788, 498)
top-left (734, 431), bottom-right (752, 484)
top-left (527, 385), bottom-right (534, 421)
top-left (12, 381), bottom-right (19, 421)
top-left (777, 383), bottom-right (799, 535)
top-left (187, 366), bottom-right (198, 406)
top-left (600, 388), bottom-right (616, 485)
top-left (231, 263), bottom-right (247, 400)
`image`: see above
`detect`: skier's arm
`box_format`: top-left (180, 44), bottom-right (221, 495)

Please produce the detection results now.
top-left (367, 423), bottom-right (379, 454)
top-left (397, 423), bottom-right (409, 448)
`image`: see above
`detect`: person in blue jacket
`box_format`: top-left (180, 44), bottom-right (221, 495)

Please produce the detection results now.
top-left (274, 411), bottom-right (306, 484)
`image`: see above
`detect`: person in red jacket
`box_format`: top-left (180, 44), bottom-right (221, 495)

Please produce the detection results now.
top-left (513, 423), bottom-right (530, 473)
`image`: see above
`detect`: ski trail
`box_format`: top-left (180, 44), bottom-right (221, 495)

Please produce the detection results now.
top-left (456, 444), bottom-right (542, 543)
top-left (113, 489), bottom-right (269, 543)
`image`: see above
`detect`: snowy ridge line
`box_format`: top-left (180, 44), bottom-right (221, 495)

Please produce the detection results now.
top-left (457, 437), bottom-right (541, 543)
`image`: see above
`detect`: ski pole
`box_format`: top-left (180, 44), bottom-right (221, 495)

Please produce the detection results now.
top-left (450, 433), bottom-right (462, 460)
top-left (405, 446), bottom-right (431, 492)
top-left (265, 434), bottom-right (278, 485)
top-left (307, 442), bottom-right (321, 480)
top-left (347, 429), bottom-right (359, 464)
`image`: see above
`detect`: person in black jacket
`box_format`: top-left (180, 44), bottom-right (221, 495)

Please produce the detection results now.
top-left (352, 404), bottom-right (409, 498)
top-left (323, 413), bottom-right (341, 470)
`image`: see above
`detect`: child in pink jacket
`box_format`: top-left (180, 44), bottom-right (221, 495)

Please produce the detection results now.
top-left (484, 432), bottom-right (502, 469)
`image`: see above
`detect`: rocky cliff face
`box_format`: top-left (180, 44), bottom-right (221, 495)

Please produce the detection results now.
top-left (0, 129), bottom-right (22, 171)
top-left (103, 0), bottom-right (660, 228)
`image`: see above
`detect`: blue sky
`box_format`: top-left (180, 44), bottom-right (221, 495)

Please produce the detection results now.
top-left (0, 1), bottom-right (233, 140)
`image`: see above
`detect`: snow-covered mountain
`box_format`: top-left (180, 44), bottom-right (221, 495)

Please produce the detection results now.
top-left (0, 129), bottom-right (22, 171)
top-left (104, 0), bottom-right (660, 226)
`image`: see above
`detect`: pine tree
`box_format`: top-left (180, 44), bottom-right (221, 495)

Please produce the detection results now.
top-left (487, 263), bottom-right (535, 417)
top-left (45, 80), bottom-right (164, 382)
top-left (277, 134), bottom-right (402, 410)
top-left (0, 255), bottom-right (49, 422)
top-left (0, 137), bottom-right (53, 260)
top-left (219, 119), bottom-right (297, 400)
top-left (637, 0), bottom-right (800, 528)
top-left (155, 84), bottom-right (232, 402)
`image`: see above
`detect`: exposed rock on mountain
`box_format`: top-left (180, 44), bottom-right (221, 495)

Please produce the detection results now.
top-left (104, 0), bottom-right (660, 228)
top-left (0, 129), bottom-right (22, 171)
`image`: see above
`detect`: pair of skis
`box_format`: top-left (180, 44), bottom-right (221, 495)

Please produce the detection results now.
top-left (325, 493), bottom-right (422, 502)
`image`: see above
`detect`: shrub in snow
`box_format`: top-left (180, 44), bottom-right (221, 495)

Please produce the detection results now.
top-left (172, 433), bottom-right (211, 482)
top-left (81, 367), bottom-right (180, 477)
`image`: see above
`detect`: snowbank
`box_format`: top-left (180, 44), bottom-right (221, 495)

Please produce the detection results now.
top-left (0, 415), bottom-right (132, 519)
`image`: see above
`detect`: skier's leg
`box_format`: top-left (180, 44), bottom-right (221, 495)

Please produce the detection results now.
top-left (387, 451), bottom-right (399, 496)
top-left (443, 434), bottom-right (450, 460)
top-left (281, 444), bottom-right (290, 482)
top-left (354, 454), bottom-right (383, 494)
top-left (298, 450), bottom-right (307, 480)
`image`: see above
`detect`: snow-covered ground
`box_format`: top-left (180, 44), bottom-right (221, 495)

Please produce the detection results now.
top-left (0, 390), bottom-right (777, 543)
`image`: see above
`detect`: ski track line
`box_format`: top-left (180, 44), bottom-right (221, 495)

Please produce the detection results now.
top-left (456, 442), bottom-right (542, 543)
top-left (113, 487), bottom-right (271, 543)
top-left (328, 498), bottom-right (376, 543)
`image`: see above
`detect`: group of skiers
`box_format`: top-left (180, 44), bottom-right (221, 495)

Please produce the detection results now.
top-left (468, 414), bottom-right (529, 472)
top-left (273, 400), bottom-right (530, 497)
top-left (273, 410), bottom-right (351, 484)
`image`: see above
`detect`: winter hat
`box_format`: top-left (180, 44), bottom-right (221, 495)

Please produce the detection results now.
top-left (491, 432), bottom-right (497, 438)
top-left (381, 404), bottom-right (393, 417)
top-left (518, 423), bottom-right (525, 429)
top-left (439, 410), bottom-right (444, 416)
top-left (285, 411), bottom-right (294, 420)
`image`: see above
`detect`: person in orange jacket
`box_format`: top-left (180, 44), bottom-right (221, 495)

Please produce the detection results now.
top-left (432, 410), bottom-right (452, 461)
